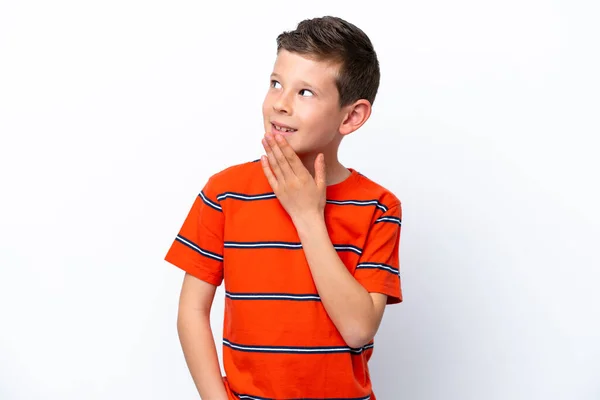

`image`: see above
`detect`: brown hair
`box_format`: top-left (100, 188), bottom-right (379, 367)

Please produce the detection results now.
top-left (276, 16), bottom-right (380, 107)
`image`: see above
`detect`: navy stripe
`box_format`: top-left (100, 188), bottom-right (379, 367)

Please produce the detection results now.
top-left (214, 190), bottom-right (388, 212)
top-left (374, 216), bottom-right (401, 225)
top-left (333, 244), bottom-right (363, 255)
top-left (326, 199), bottom-right (387, 212)
top-left (216, 192), bottom-right (276, 201)
top-left (223, 339), bottom-right (374, 355)
top-left (224, 241), bottom-right (362, 255)
top-left (224, 241), bottom-right (303, 249)
top-left (198, 190), bottom-right (222, 212)
top-left (176, 235), bottom-right (223, 261)
top-left (356, 262), bottom-right (399, 276)
top-left (233, 391), bottom-right (371, 400)
top-left (226, 291), bottom-right (321, 301)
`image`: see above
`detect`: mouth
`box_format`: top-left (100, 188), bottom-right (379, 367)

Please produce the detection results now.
top-left (271, 122), bottom-right (298, 136)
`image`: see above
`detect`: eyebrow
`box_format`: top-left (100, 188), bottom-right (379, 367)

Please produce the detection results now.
top-left (270, 73), bottom-right (320, 93)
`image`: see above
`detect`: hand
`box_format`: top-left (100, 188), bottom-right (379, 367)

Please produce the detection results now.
top-left (260, 132), bottom-right (326, 222)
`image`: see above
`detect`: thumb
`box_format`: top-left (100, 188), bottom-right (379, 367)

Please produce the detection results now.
top-left (314, 153), bottom-right (326, 189)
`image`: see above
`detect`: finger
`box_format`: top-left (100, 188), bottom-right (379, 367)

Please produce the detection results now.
top-left (260, 155), bottom-right (279, 191)
top-left (266, 133), bottom-right (294, 179)
top-left (274, 133), bottom-right (306, 177)
top-left (262, 136), bottom-right (285, 183)
top-left (314, 153), bottom-right (327, 190)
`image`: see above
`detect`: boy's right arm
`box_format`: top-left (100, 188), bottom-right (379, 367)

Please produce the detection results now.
top-left (177, 273), bottom-right (228, 400)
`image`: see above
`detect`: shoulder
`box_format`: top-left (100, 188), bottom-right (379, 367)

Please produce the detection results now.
top-left (354, 170), bottom-right (402, 211)
top-left (209, 158), bottom-right (262, 182)
top-left (204, 158), bottom-right (264, 194)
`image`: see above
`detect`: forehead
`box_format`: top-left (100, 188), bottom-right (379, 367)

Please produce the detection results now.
top-left (272, 50), bottom-right (340, 92)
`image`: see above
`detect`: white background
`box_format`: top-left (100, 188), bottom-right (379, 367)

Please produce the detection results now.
top-left (1, 0), bottom-right (599, 399)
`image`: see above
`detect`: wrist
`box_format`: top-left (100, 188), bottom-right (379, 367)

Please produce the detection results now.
top-left (292, 211), bottom-right (326, 238)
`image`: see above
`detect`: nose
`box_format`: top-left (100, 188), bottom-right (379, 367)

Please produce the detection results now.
top-left (273, 91), bottom-right (293, 115)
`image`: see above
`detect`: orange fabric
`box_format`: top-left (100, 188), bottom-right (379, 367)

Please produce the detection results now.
top-left (165, 160), bottom-right (402, 399)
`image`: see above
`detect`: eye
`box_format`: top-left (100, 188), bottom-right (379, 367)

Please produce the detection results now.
top-left (299, 89), bottom-right (314, 97)
top-left (270, 80), bottom-right (282, 89)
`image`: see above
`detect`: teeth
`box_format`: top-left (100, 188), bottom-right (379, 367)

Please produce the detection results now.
top-left (274, 124), bottom-right (296, 132)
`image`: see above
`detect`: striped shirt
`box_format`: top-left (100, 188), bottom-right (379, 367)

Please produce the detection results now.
top-left (165, 160), bottom-right (403, 399)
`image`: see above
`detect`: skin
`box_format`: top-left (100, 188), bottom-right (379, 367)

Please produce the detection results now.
top-left (177, 277), bottom-right (229, 399)
top-left (262, 49), bottom-right (371, 184)
top-left (261, 50), bottom-right (388, 348)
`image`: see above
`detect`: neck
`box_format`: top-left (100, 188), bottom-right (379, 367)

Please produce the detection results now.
top-left (298, 151), bottom-right (350, 186)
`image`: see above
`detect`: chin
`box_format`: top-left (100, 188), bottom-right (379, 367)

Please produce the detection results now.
top-left (290, 144), bottom-right (319, 158)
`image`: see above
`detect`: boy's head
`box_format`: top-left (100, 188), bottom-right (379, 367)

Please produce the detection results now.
top-left (262, 16), bottom-right (380, 159)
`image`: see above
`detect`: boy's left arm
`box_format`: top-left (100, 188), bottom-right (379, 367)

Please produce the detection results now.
top-left (293, 214), bottom-right (391, 349)
top-left (261, 132), bottom-right (400, 349)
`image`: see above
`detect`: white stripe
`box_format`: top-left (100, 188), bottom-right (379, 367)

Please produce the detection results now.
top-left (224, 340), bottom-right (372, 354)
top-left (376, 216), bottom-right (401, 224)
top-left (177, 236), bottom-right (223, 261)
top-left (334, 245), bottom-right (363, 254)
top-left (357, 263), bottom-right (398, 275)
top-left (224, 242), bottom-right (361, 254)
top-left (225, 242), bottom-right (302, 249)
top-left (326, 199), bottom-right (387, 211)
top-left (217, 192), bottom-right (276, 201)
top-left (238, 395), bottom-right (370, 400)
top-left (327, 199), bottom-right (378, 206)
top-left (229, 343), bottom-right (348, 353)
top-left (199, 191), bottom-right (222, 210)
top-left (238, 393), bottom-right (370, 400)
top-left (226, 293), bottom-right (320, 300)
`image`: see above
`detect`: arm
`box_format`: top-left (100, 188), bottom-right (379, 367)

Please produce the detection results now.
top-left (177, 273), bottom-right (228, 400)
top-left (259, 132), bottom-right (389, 349)
top-left (294, 214), bottom-right (387, 349)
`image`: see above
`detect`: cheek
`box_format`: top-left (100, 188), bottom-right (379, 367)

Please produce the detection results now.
top-left (302, 107), bottom-right (335, 130)
top-left (297, 104), bottom-right (321, 125)
top-left (262, 91), bottom-right (274, 112)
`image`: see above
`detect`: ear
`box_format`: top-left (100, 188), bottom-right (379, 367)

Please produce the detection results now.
top-left (338, 99), bottom-right (372, 136)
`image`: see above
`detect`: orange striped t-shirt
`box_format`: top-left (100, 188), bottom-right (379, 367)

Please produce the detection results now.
top-left (165, 159), bottom-right (403, 400)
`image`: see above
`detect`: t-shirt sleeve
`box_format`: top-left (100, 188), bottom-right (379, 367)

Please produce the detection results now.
top-left (354, 202), bottom-right (403, 304)
top-left (164, 176), bottom-right (224, 286)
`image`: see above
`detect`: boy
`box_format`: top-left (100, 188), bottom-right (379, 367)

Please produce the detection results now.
top-left (165, 16), bottom-right (403, 400)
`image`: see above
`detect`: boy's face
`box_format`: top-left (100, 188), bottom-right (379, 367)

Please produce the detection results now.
top-left (262, 50), bottom-right (347, 158)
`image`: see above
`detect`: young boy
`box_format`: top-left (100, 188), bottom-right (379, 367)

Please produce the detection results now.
top-left (165, 16), bottom-right (403, 400)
